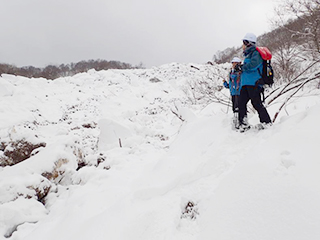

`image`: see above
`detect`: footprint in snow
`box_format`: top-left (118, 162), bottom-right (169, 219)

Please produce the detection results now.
top-left (280, 150), bottom-right (296, 169)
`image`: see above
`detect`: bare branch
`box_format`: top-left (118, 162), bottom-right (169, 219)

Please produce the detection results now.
top-left (267, 59), bottom-right (320, 105)
top-left (273, 73), bottom-right (320, 122)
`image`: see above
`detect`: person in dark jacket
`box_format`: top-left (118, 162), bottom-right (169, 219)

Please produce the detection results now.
top-left (223, 56), bottom-right (242, 113)
top-left (238, 33), bottom-right (271, 131)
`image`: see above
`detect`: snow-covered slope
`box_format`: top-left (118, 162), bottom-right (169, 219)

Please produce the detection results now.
top-left (1, 63), bottom-right (320, 240)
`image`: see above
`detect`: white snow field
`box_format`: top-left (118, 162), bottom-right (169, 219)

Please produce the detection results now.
top-left (1, 63), bottom-right (320, 240)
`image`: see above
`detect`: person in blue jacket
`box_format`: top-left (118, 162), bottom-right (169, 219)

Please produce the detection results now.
top-left (223, 57), bottom-right (242, 113)
top-left (237, 33), bottom-right (271, 130)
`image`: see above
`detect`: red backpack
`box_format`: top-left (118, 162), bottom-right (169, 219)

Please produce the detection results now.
top-left (256, 47), bottom-right (274, 86)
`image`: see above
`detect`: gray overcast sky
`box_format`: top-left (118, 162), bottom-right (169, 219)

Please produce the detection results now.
top-left (0, 0), bottom-right (278, 68)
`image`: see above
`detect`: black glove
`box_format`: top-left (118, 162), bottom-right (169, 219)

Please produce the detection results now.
top-left (234, 64), bottom-right (242, 72)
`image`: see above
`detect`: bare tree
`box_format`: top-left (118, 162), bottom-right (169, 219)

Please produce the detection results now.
top-left (253, 0), bottom-right (320, 122)
top-left (182, 64), bottom-right (231, 108)
top-left (0, 59), bottom-right (136, 79)
top-left (274, 0), bottom-right (320, 57)
top-left (213, 47), bottom-right (242, 64)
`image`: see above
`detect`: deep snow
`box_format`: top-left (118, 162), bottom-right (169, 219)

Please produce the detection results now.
top-left (1, 63), bottom-right (320, 240)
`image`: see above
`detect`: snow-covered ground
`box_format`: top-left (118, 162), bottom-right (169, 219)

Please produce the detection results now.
top-left (1, 63), bottom-right (320, 240)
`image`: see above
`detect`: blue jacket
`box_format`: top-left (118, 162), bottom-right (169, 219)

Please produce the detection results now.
top-left (224, 70), bottom-right (241, 95)
top-left (240, 46), bottom-right (263, 87)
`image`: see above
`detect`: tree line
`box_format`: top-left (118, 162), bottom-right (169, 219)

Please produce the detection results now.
top-left (0, 59), bottom-right (142, 80)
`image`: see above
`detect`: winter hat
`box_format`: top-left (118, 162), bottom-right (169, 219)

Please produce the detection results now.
top-left (243, 33), bottom-right (257, 46)
top-left (231, 57), bottom-right (242, 63)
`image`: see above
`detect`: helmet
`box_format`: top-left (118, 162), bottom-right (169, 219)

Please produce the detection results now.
top-left (243, 33), bottom-right (257, 43)
top-left (231, 57), bottom-right (242, 63)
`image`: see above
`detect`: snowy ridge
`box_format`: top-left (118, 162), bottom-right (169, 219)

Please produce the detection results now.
top-left (1, 63), bottom-right (320, 240)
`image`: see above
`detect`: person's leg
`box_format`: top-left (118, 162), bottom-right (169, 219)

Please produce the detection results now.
top-left (238, 86), bottom-right (250, 125)
top-left (247, 86), bottom-right (271, 123)
top-left (233, 95), bottom-right (239, 113)
top-left (232, 95), bottom-right (236, 113)
top-left (231, 95), bottom-right (239, 128)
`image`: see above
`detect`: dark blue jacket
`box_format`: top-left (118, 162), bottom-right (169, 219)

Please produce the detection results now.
top-left (240, 46), bottom-right (263, 87)
top-left (224, 70), bottom-right (241, 96)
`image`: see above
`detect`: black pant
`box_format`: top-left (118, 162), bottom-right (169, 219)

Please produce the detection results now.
top-left (238, 86), bottom-right (271, 124)
top-left (231, 95), bottom-right (239, 113)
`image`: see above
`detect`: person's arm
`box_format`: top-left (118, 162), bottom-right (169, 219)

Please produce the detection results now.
top-left (223, 80), bottom-right (229, 88)
top-left (242, 50), bottom-right (262, 71)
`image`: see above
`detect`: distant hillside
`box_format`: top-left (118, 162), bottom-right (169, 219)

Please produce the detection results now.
top-left (214, 5), bottom-right (319, 64)
top-left (0, 59), bottom-right (141, 80)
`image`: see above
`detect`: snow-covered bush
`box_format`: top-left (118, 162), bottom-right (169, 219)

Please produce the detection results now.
top-left (181, 201), bottom-right (199, 220)
top-left (0, 139), bottom-right (46, 167)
